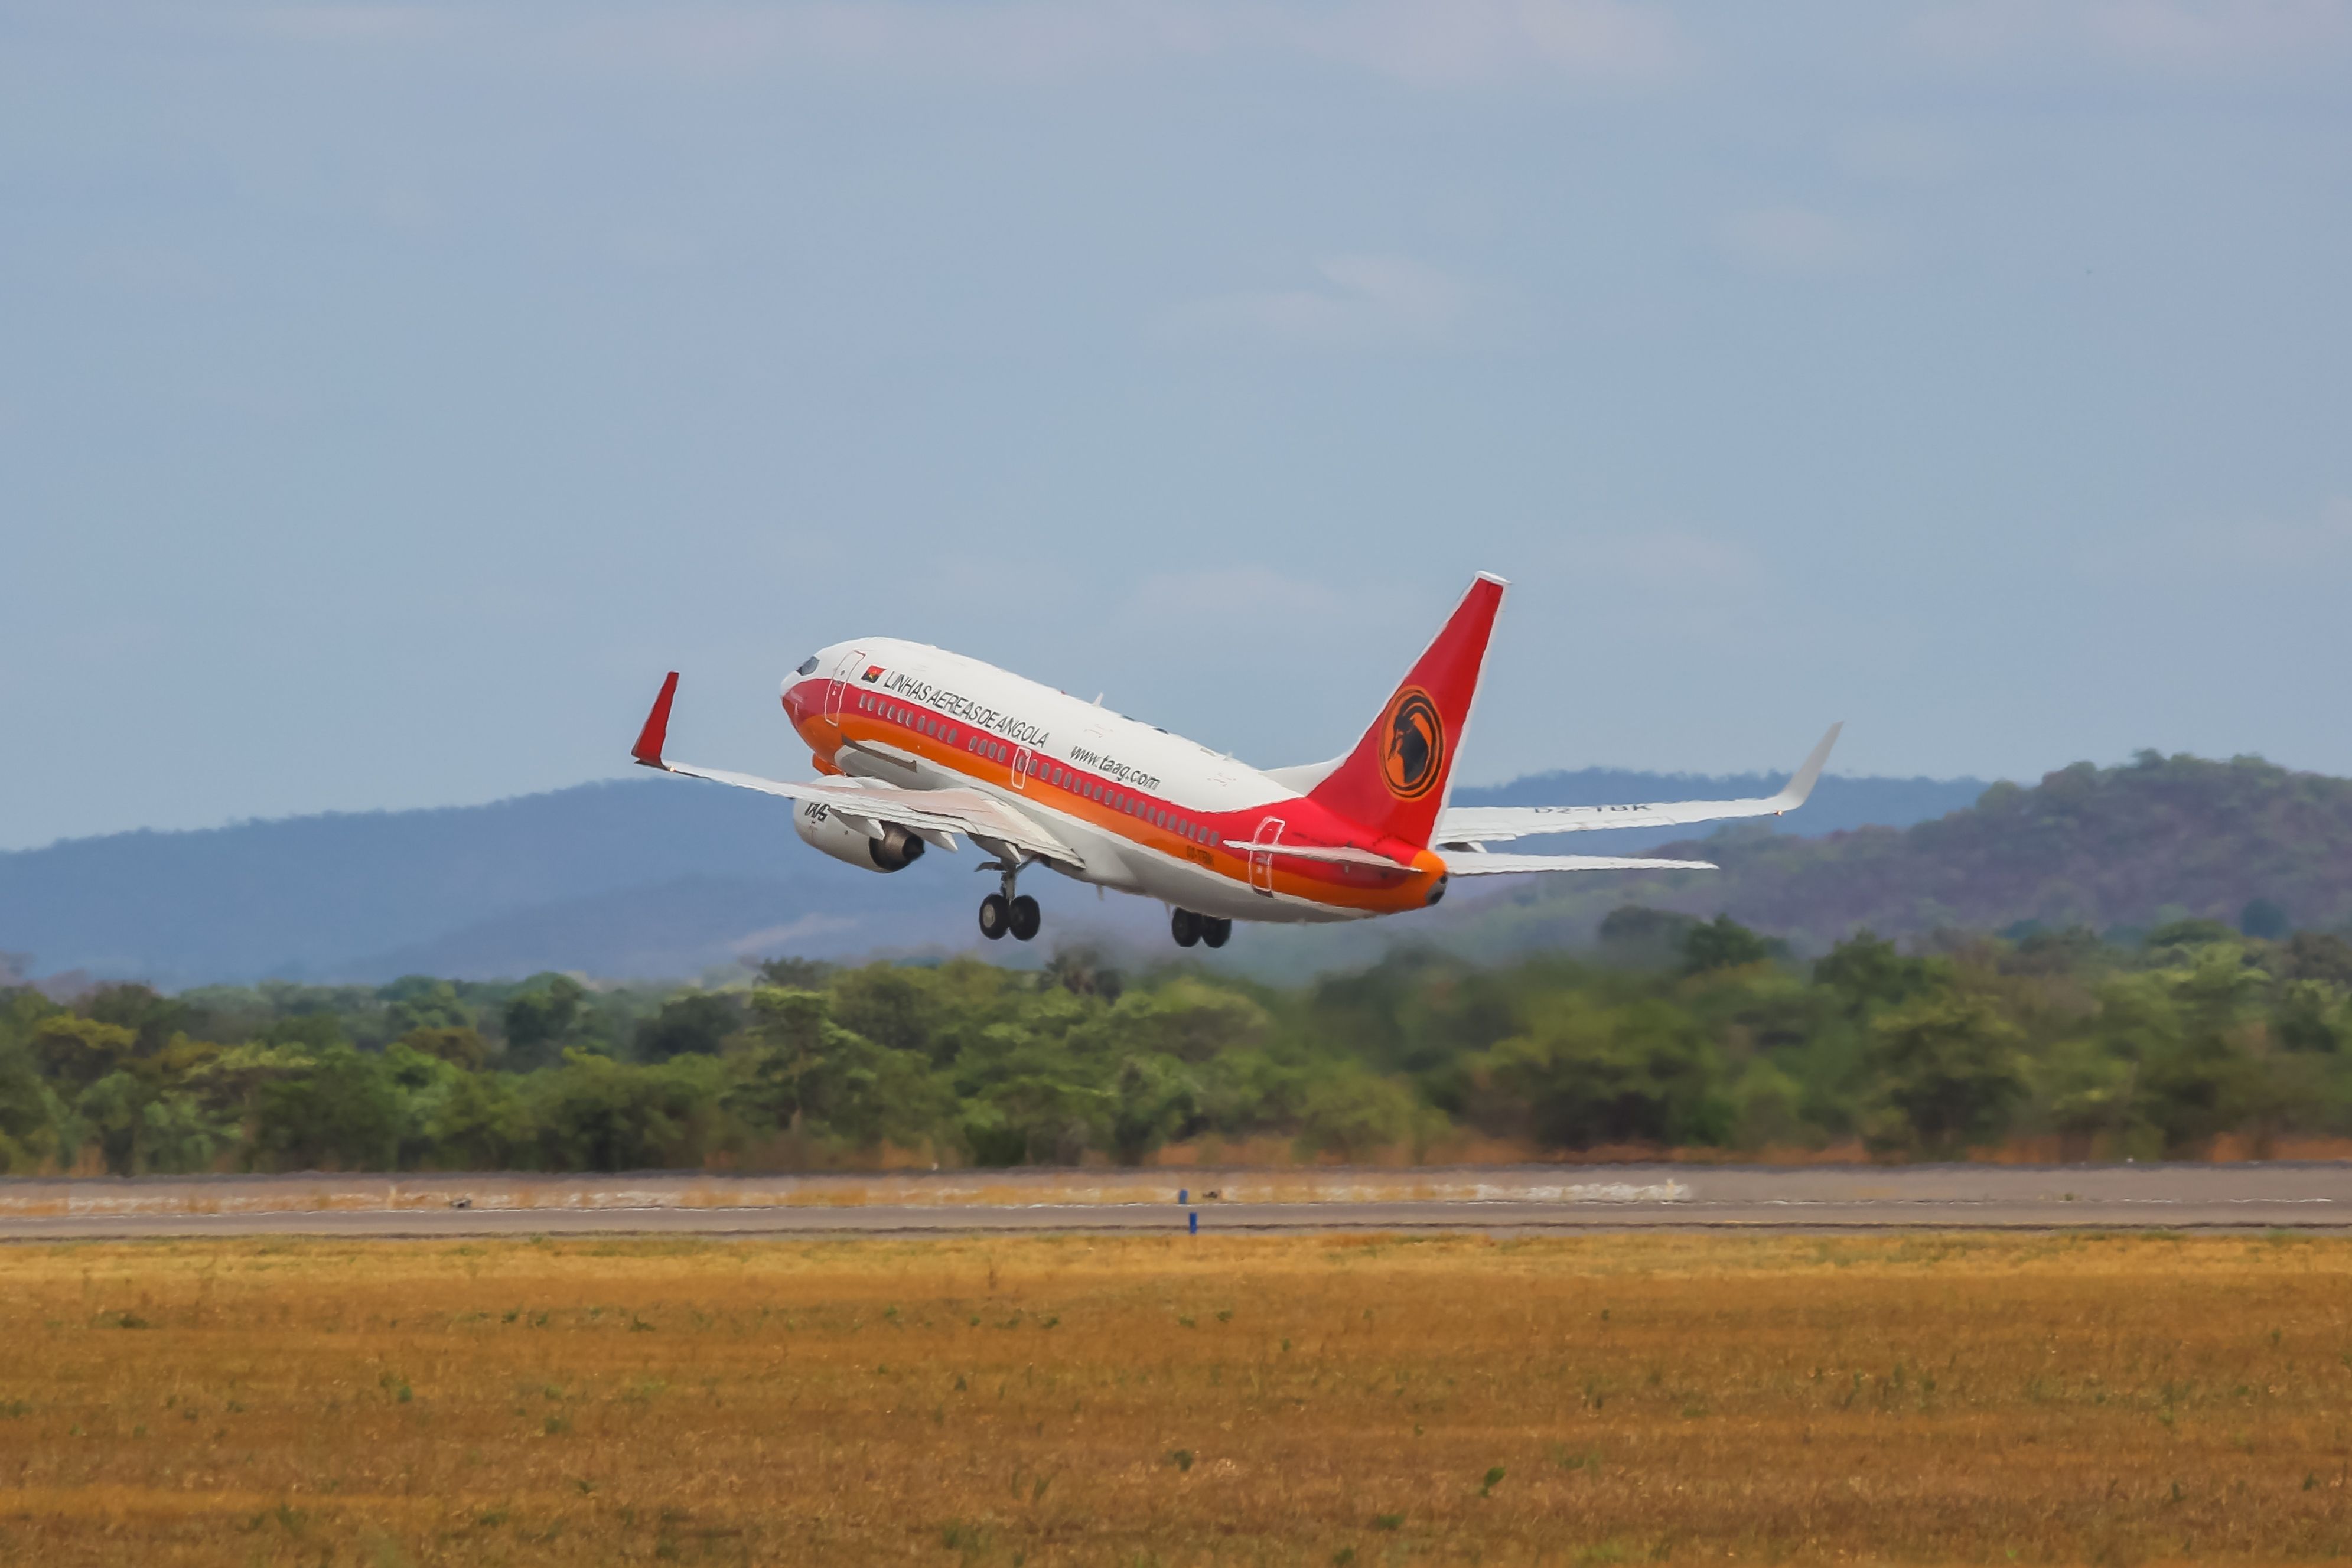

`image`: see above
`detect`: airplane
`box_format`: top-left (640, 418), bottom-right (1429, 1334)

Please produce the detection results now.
top-left (627, 572), bottom-right (1840, 948)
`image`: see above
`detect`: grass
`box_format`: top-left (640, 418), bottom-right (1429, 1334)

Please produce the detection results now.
top-left (0, 1231), bottom-right (2348, 1563)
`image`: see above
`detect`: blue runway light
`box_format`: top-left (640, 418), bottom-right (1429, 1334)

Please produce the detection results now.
top-left (1189, 1211), bottom-right (1198, 1235)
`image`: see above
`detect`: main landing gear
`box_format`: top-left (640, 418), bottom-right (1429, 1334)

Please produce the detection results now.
top-left (1170, 909), bottom-right (1232, 950)
top-left (978, 863), bottom-right (1041, 943)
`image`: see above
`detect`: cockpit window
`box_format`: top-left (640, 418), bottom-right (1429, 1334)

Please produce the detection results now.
top-left (795, 655), bottom-right (819, 676)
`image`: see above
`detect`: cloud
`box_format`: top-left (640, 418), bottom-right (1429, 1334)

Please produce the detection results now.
top-left (1279, 0), bottom-right (1685, 87)
top-left (2190, 497), bottom-right (2352, 569)
top-left (1522, 527), bottom-right (1772, 640)
top-left (1911, 0), bottom-right (2352, 77)
top-left (1719, 206), bottom-right (1885, 276)
top-left (243, 1), bottom-right (1685, 89)
top-left (1836, 125), bottom-right (1980, 186)
top-left (606, 229), bottom-right (704, 271)
top-left (1597, 530), bottom-right (1765, 593)
top-left (1163, 255), bottom-right (1471, 349)
top-left (246, 5), bottom-right (458, 45)
top-left (2096, 497), bottom-right (2352, 584)
top-left (1123, 565), bottom-right (1356, 627)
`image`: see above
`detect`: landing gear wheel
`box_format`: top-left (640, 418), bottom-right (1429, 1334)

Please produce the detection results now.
top-left (978, 894), bottom-right (1010, 941)
top-left (1171, 909), bottom-right (1202, 948)
top-left (1009, 894), bottom-right (1041, 942)
top-left (1200, 917), bottom-right (1232, 950)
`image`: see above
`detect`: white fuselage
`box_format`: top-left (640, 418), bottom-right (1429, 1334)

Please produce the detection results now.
top-left (792, 638), bottom-right (1376, 923)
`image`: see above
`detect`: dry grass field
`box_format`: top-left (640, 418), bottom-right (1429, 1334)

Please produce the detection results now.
top-left (1, 1232), bottom-right (2348, 1565)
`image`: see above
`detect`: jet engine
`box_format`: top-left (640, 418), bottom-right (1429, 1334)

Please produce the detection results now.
top-left (794, 800), bottom-right (926, 873)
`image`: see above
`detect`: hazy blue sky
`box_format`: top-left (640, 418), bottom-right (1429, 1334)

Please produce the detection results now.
top-left (5, 1), bottom-right (2349, 850)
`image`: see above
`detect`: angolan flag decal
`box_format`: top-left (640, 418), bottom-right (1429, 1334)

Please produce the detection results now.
top-left (861, 666), bottom-right (885, 683)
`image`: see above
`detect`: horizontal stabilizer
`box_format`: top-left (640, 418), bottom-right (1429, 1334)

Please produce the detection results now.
top-left (1229, 840), bottom-right (1417, 876)
top-left (1439, 852), bottom-right (1718, 876)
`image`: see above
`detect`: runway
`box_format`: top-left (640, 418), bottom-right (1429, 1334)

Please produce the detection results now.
top-left (2, 1162), bottom-right (2347, 1238)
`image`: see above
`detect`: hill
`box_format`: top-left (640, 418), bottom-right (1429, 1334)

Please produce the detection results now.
top-left (1435, 752), bottom-right (2348, 953)
top-left (0, 767), bottom-right (1982, 986)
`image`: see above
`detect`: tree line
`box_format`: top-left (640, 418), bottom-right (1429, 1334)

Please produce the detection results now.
top-left (4, 908), bottom-right (2351, 1175)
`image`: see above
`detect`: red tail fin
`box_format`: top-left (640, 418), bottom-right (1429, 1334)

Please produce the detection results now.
top-left (1308, 573), bottom-right (1506, 847)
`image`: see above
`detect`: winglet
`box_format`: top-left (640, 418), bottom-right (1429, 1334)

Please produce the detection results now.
top-left (632, 672), bottom-right (680, 768)
top-left (1769, 722), bottom-right (1843, 813)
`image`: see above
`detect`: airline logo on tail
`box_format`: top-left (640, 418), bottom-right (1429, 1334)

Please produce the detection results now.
top-left (1380, 687), bottom-right (1445, 800)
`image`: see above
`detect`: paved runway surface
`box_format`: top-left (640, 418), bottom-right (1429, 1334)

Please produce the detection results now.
top-left (2, 1163), bottom-right (2347, 1238)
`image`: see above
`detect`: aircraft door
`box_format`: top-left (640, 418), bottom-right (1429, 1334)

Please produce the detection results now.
top-left (1248, 816), bottom-right (1284, 895)
top-left (1011, 746), bottom-right (1032, 790)
top-left (823, 650), bottom-right (864, 726)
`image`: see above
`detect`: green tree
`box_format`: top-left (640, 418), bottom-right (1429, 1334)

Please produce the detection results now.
top-left (398, 1025), bottom-right (490, 1070)
top-left (1813, 932), bottom-right (1947, 1015)
top-left (1294, 1068), bottom-right (1422, 1162)
top-left (1088, 980), bottom-right (1268, 1065)
top-left (528, 1051), bottom-right (725, 1172)
top-left (1473, 999), bottom-right (1728, 1149)
top-left (503, 976), bottom-right (587, 1067)
top-left (381, 977), bottom-right (475, 1037)
top-left (1682, 915), bottom-right (1780, 975)
top-left (32, 1015), bottom-right (138, 1090)
top-left (633, 994), bottom-right (742, 1062)
top-left (249, 1045), bottom-right (403, 1171)
top-left (733, 987), bottom-right (944, 1152)
top-left (1107, 1054), bottom-right (1199, 1163)
top-left (2135, 948), bottom-right (2270, 1154)
top-left (1861, 994), bottom-right (2025, 1156)
top-left (429, 1071), bottom-right (535, 1169)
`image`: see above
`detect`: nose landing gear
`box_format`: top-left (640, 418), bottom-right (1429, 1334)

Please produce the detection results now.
top-left (978, 863), bottom-right (1043, 942)
top-left (1170, 910), bottom-right (1232, 949)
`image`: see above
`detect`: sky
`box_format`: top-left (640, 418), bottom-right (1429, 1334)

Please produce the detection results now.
top-left (4, 1), bottom-right (2350, 851)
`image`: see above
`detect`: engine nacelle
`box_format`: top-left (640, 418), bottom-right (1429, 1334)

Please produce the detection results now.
top-left (793, 800), bottom-right (926, 873)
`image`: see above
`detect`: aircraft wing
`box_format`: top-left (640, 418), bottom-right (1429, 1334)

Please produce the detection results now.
top-left (1433, 722), bottom-right (1842, 846)
top-left (628, 673), bottom-right (1074, 864)
top-left (1439, 851), bottom-right (1718, 876)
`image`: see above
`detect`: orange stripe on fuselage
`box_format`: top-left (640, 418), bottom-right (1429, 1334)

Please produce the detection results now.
top-left (782, 679), bottom-right (1445, 915)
